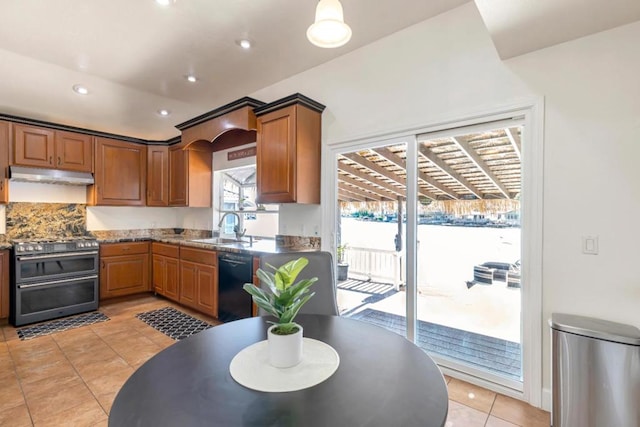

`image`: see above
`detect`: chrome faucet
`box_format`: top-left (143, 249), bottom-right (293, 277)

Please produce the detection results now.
top-left (217, 212), bottom-right (246, 240)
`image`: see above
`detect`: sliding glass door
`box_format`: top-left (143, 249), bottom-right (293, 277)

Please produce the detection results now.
top-left (335, 118), bottom-right (526, 391)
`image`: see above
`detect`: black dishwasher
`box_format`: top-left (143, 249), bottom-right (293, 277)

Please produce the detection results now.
top-left (217, 252), bottom-right (254, 322)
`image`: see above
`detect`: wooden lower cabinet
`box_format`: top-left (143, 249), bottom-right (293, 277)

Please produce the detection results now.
top-left (0, 250), bottom-right (8, 319)
top-left (179, 247), bottom-right (218, 318)
top-left (100, 242), bottom-right (150, 299)
top-left (152, 243), bottom-right (180, 302)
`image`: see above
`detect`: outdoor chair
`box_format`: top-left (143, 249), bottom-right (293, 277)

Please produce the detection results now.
top-left (259, 251), bottom-right (339, 316)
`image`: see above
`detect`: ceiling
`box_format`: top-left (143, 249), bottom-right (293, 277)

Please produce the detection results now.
top-left (1, 0), bottom-right (638, 141)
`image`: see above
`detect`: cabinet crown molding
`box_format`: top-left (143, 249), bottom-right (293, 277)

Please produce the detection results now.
top-left (175, 97), bottom-right (266, 131)
top-left (254, 93), bottom-right (326, 116)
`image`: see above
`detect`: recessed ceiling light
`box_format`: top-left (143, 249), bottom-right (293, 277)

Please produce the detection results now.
top-left (157, 109), bottom-right (171, 117)
top-left (238, 39), bottom-right (252, 49)
top-left (155, 0), bottom-right (175, 6)
top-left (185, 75), bottom-right (198, 83)
top-left (72, 84), bottom-right (89, 95)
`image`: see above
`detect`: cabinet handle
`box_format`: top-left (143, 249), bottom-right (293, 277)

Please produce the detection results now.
top-left (57, 156), bottom-right (61, 165)
top-left (49, 156), bottom-right (52, 164)
top-left (101, 261), bottom-right (105, 269)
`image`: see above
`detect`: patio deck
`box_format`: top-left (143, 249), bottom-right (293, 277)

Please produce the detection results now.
top-left (338, 278), bottom-right (522, 381)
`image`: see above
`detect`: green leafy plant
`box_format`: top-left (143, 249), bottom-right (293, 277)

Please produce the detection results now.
top-left (336, 243), bottom-right (348, 264)
top-left (243, 257), bottom-right (317, 335)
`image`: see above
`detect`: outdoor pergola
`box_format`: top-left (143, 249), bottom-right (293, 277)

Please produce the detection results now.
top-left (337, 127), bottom-right (522, 205)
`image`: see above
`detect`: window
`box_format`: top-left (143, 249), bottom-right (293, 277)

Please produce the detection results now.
top-left (215, 166), bottom-right (279, 239)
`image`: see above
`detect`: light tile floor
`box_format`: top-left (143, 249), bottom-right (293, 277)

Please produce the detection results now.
top-left (0, 295), bottom-right (550, 427)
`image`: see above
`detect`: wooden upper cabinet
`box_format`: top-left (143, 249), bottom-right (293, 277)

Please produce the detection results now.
top-left (255, 94), bottom-right (324, 204)
top-left (12, 124), bottom-right (93, 172)
top-left (13, 123), bottom-right (55, 168)
top-left (89, 137), bottom-right (146, 206)
top-left (168, 146), bottom-right (187, 206)
top-left (168, 146), bottom-right (212, 207)
top-left (0, 121), bottom-right (9, 204)
top-left (147, 145), bottom-right (169, 206)
top-left (54, 131), bottom-right (93, 172)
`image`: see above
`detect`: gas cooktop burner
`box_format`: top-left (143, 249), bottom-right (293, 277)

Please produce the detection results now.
top-left (12, 237), bottom-right (99, 254)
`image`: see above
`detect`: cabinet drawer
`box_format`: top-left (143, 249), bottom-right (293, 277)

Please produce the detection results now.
top-left (180, 247), bottom-right (216, 265)
top-left (100, 241), bottom-right (150, 257)
top-left (152, 242), bottom-right (179, 258)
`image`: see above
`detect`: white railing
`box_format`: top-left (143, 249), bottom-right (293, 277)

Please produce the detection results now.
top-left (344, 246), bottom-right (404, 290)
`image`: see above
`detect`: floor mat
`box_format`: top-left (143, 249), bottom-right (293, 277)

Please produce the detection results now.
top-left (136, 307), bottom-right (213, 340)
top-left (337, 278), bottom-right (396, 295)
top-left (348, 308), bottom-right (522, 380)
top-left (16, 311), bottom-right (110, 341)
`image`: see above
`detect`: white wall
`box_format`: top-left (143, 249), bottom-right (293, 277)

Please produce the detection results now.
top-left (3, 181), bottom-right (211, 231)
top-left (9, 181), bottom-right (87, 203)
top-left (86, 206), bottom-right (212, 231)
top-left (507, 16), bottom-right (640, 401)
top-left (248, 2), bottom-right (640, 403)
top-left (253, 2), bottom-right (531, 237)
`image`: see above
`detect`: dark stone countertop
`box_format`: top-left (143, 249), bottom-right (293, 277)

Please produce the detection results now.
top-left (96, 235), bottom-right (313, 256)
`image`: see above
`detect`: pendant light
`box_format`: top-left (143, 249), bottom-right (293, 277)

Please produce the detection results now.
top-left (306, 0), bottom-right (352, 48)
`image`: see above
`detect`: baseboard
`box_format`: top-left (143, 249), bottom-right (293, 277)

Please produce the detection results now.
top-left (439, 366), bottom-right (524, 401)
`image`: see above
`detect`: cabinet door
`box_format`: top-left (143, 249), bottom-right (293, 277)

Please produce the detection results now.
top-left (152, 254), bottom-right (165, 294)
top-left (164, 257), bottom-right (180, 302)
top-left (55, 131), bottom-right (93, 172)
top-left (195, 263), bottom-right (217, 318)
top-left (13, 124), bottom-right (55, 168)
top-left (180, 260), bottom-right (197, 309)
top-left (0, 121), bottom-right (9, 204)
top-left (92, 137), bottom-right (146, 206)
top-left (100, 254), bottom-right (150, 299)
top-left (168, 146), bottom-right (187, 206)
top-left (147, 145), bottom-right (169, 206)
top-left (0, 250), bottom-right (8, 319)
top-left (256, 106), bottom-right (296, 203)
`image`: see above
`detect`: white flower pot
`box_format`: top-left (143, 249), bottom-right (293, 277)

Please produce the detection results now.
top-left (267, 323), bottom-right (303, 368)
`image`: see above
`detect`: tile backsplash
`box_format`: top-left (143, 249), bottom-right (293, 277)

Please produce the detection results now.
top-left (5, 202), bottom-right (88, 240)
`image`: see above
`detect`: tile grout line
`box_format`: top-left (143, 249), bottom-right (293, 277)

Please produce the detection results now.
top-left (49, 327), bottom-right (110, 421)
top-left (483, 394), bottom-right (497, 426)
top-left (4, 338), bottom-right (36, 427)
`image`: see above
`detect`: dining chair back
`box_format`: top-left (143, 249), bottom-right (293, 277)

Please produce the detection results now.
top-left (259, 251), bottom-right (339, 316)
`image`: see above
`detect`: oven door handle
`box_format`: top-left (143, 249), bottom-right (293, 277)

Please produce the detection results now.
top-left (17, 275), bottom-right (99, 289)
top-left (16, 251), bottom-right (99, 261)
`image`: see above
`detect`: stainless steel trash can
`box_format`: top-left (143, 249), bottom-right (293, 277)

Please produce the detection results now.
top-left (550, 313), bottom-right (640, 427)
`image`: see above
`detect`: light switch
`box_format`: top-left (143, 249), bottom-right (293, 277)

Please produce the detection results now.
top-left (582, 235), bottom-right (599, 255)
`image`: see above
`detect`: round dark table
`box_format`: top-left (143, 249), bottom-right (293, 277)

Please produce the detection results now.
top-left (109, 314), bottom-right (448, 427)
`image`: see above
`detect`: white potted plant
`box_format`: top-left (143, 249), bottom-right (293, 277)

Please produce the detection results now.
top-left (243, 257), bottom-right (317, 368)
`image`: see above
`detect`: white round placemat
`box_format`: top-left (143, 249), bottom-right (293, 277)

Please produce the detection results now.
top-left (229, 338), bottom-right (340, 392)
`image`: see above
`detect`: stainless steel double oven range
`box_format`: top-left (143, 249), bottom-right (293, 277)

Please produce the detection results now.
top-left (10, 238), bottom-right (100, 327)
